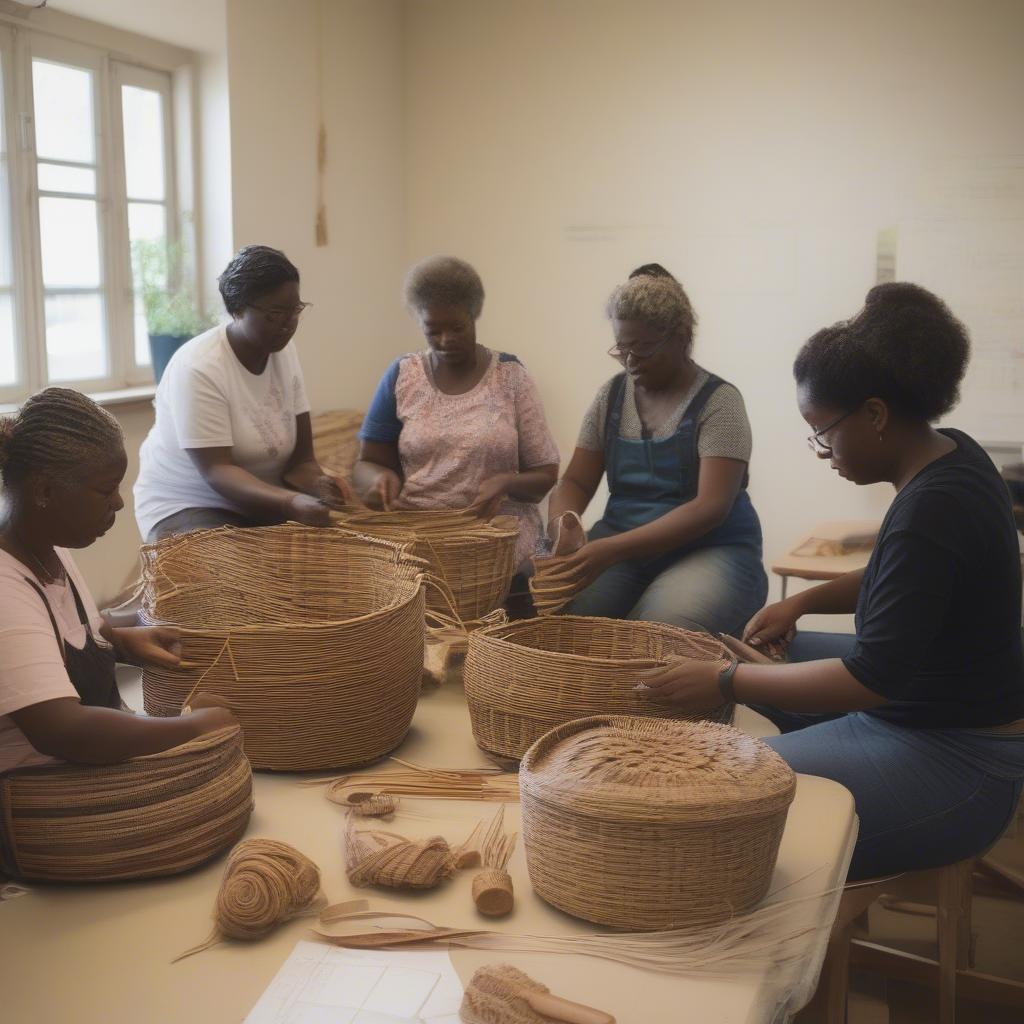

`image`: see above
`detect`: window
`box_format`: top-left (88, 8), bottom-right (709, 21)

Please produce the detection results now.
top-left (0, 27), bottom-right (178, 403)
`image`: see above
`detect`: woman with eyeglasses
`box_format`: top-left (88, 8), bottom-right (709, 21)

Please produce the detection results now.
top-left (354, 255), bottom-right (560, 577)
top-left (134, 245), bottom-right (350, 542)
top-left (544, 266), bottom-right (767, 634)
top-left (635, 282), bottom-right (1024, 880)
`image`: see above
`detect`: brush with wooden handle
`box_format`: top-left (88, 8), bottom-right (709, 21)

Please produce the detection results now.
top-left (461, 963), bottom-right (615, 1024)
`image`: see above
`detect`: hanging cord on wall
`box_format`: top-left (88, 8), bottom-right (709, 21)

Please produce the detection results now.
top-left (314, 0), bottom-right (328, 246)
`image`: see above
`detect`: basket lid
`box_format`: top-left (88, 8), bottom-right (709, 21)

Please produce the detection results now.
top-left (519, 715), bottom-right (795, 823)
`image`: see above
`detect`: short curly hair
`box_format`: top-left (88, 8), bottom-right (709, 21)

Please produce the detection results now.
top-left (793, 283), bottom-right (970, 422)
top-left (403, 256), bottom-right (485, 320)
top-left (218, 245), bottom-right (299, 316)
top-left (605, 275), bottom-right (698, 348)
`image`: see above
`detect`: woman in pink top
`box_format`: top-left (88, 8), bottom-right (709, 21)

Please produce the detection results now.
top-left (354, 256), bottom-right (560, 574)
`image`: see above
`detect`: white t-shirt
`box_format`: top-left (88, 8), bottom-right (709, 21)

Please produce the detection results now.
top-left (133, 324), bottom-right (311, 539)
top-left (0, 548), bottom-right (105, 773)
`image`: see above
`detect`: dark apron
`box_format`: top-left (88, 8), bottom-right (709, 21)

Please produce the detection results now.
top-left (24, 574), bottom-right (122, 710)
top-left (598, 371), bottom-right (763, 558)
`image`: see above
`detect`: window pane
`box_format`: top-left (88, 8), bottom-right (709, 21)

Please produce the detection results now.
top-left (37, 162), bottom-right (96, 195)
top-left (32, 60), bottom-right (95, 165)
top-left (122, 85), bottom-right (165, 201)
top-left (45, 293), bottom-right (107, 382)
top-left (0, 51), bottom-right (14, 291)
top-left (0, 293), bottom-right (16, 386)
top-left (134, 303), bottom-right (150, 366)
top-left (39, 197), bottom-right (101, 288)
top-left (128, 203), bottom-right (166, 368)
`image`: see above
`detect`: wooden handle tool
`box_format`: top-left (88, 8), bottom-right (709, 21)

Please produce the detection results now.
top-left (522, 988), bottom-right (615, 1024)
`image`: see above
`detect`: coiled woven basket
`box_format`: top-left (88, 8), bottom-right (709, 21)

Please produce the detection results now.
top-left (332, 509), bottom-right (519, 622)
top-left (0, 726), bottom-right (253, 882)
top-left (520, 715), bottom-right (796, 930)
top-left (141, 525), bottom-right (426, 772)
top-left (464, 615), bottom-right (733, 762)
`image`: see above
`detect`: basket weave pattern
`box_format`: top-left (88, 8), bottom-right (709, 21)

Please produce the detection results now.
top-left (333, 509), bottom-right (518, 621)
top-left (464, 615), bottom-right (733, 761)
top-left (141, 526), bottom-right (426, 772)
top-left (0, 726), bottom-right (253, 882)
top-left (519, 715), bottom-right (796, 930)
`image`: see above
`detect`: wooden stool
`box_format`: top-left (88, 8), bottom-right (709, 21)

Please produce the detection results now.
top-left (797, 858), bottom-right (1024, 1023)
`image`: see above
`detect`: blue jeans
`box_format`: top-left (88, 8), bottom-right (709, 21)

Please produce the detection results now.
top-left (756, 632), bottom-right (1024, 881)
top-left (563, 526), bottom-right (768, 636)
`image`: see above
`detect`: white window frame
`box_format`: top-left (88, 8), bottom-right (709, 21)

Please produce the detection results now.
top-left (0, 24), bottom-right (178, 403)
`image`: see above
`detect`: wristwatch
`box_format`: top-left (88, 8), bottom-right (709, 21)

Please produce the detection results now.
top-left (717, 657), bottom-right (740, 703)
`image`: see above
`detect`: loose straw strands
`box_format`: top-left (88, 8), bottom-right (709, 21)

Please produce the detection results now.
top-left (175, 839), bottom-right (322, 962)
top-left (344, 818), bottom-right (455, 890)
top-left (322, 758), bottom-right (522, 807)
top-left (464, 616), bottom-right (733, 762)
top-left (141, 527), bottom-right (426, 772)
top-left (311, 409), bottom-right (365, 479)
top-left (0, 726), bottom-right (252, 883)
top-left (528, 512), bottom-right (587, 616)
top-left (331, 508), bottom-right (519, 622)
top-left (519, 716), bottom-right (796, 930)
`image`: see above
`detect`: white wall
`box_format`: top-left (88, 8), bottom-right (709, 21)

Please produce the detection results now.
top-left (403, 0), bottom-right (1024, 596)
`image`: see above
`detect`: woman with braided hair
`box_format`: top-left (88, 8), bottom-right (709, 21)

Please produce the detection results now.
top-left (0, 388), bottom-right (235, 772)
top-left (134, 245), bottom-right (351, 541)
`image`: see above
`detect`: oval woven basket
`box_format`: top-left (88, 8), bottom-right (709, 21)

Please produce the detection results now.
top-left (0, 726), bottom-right (253, 882)
top-left (464, 615), bottom-right (733, 761)
top-left (519, 715), bottom-right (796, 930)
top-left (332, 509), bottom-right (519, 622)
top-left (141, 525), bottom-right (426, 772)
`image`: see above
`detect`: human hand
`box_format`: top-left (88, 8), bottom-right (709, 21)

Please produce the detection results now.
top-left (287, 492), bottom-right (332, 527)
top-left (742, 598), bottom-right (801, 647)
top-left (634, 657), bottom-right (726, 711)
top-left (185, 706), bottom-right (239, 735)
top-left (115, 625), bottom-right (182, 669)
top-left (471, 474), bottom-right (513, 520)
top-left (539, 537), bottom-right (618, 591)
top-left (311, 472), bottom-right (355, 510)
top-left (364, 469), bottom-right (402, 511)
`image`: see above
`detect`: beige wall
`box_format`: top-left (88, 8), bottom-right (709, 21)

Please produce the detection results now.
top-left (403, 0), bottom-right (1024, 596)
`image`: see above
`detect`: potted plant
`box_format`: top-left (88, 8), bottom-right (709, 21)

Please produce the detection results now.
top-left (132, 239), bottom-right (214, 384)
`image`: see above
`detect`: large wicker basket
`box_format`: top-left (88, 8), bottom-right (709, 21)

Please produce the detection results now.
top-left (464, 615), bottom-right (733, 762)
top-left (520, 715), bottom-right (796, 929)
top-left (0, 726), bottom-right (253, 882)
top-left (141, 525), bottom-right (426, 772)
top-left (332, 509), bottom-right (518, 622)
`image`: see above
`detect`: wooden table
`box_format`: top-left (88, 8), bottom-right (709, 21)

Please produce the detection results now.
top-left (771, 520), bottom-right (879, 599)
top-left (0, 675), bottom-right (857, 1024)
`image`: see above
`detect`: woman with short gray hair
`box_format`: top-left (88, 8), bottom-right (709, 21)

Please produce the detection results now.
top-left (354, 256), bottom-right (559, 576)
top-left (545, 265), bottom-right (767, 635)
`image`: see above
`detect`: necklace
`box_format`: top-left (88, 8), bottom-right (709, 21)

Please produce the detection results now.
top-left (0, 530), bottom-right (65, 585)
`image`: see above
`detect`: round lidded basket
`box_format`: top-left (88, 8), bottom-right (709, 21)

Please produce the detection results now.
top-left (332, 509), bottom-right (519, 621)
top-left (0, 726), bottom-right (253, 882)
top-left (519, 715), bottom-right (796, 930)
top-left (464, 615), bottom-right (733, 762)
top-left (141, 525), bottom-right (426, 772)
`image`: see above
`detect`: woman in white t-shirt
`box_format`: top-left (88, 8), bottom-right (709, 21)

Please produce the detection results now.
top-left (0, 388), bottom-right (235, 775)
top-left (134, 245), bottom-right (351, 542)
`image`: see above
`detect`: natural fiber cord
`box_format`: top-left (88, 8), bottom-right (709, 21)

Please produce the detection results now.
top-left (464, 615), bottom-right (733, 761)
top-left (0, 726), bottom-right (253, 883)
top-left (140, 526), bottom-right (426, 772)
top-left (518, 715), bottom-right (796, 930)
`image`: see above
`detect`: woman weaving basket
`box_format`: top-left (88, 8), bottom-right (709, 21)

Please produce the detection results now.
top-left (134, 245), bottom-right (351, 542)
top-left (353, 256), bottom-right (560, 576)
top-left (0, 389), bottom-right (236, 774)
top-left (637, 283), bottom-right (1024, 880)
top-left (543, 265), bottom-right (768, 635)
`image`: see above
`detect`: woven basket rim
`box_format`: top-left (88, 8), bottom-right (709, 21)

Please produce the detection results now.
top-left (519, 714), bottom-right (796, 821)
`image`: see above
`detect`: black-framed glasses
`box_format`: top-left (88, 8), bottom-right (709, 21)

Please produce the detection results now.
top-left (607, 333), bottom-right (674, 364)
top-left (807, 407), bottom-right (858, 456)
top-left (250, 301), bottom-right (313, 326)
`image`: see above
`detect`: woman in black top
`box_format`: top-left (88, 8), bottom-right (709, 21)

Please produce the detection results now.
top-left (635, 283), bottom-right (1024, 880)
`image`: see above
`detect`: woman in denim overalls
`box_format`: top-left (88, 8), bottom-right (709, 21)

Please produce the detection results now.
top-left (546, 267), bottom-right (767, 636)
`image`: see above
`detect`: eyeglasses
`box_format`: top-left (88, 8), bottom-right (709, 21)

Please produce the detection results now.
top-left (807, 407), bottom-right (858, 456)
top-left (250, 301), bottom-right (313, 326)
top-left (607, 333), bottom-right (674, 364)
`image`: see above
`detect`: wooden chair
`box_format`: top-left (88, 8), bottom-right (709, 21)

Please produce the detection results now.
top-left (797, 857), bottom-right (1024, 1023)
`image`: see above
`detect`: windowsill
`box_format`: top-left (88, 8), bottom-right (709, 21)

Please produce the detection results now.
top-left (0, 384), bottom-right (156, 415)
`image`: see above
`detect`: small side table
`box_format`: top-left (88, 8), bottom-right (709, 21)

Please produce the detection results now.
top-left (771, 520), bottom-right (879, 600)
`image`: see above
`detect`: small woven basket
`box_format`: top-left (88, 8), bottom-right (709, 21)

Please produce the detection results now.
top-left (464, 615), bottom-right (733, 761)
top-left (0, 726), bottom-right (253, 882)
top-left (141, 525), bottom-right (426, 772)
top-left (332, 509), bottom-right (519, 622)
top-left (520, 715), bottom-right (796, 930)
